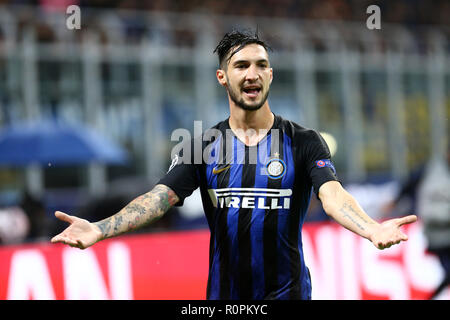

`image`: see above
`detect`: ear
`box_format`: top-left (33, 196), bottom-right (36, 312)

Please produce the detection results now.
top-left (269, 67), bottom-right (273, 84)
top-left (216, 69), bottom-right (227, 87)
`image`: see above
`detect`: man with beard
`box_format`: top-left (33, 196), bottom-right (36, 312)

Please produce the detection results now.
top-left (51, 30), bottom-right (417, 300)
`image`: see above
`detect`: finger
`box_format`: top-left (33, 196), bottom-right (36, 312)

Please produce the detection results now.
top-left (390, 233), bottom-right (408, 244)
top-left (396, 215), bottom-right (417, 227)
top-left (399, 232), bottom-right (408, 241)
top-left (51, 234), bottom-right (67, 243)
top-left (64, 239), bottom-right (79, 247)
top-left (54, 211), bottom-right (74, 224)
top-left (51, 235), bottom-right (77, 246)
top-left (51, 235), bottom-right (61, 243)
top-left (77, 240), bottom-right (86, 250)
top-left (381, 241), bottom-right (392, 249)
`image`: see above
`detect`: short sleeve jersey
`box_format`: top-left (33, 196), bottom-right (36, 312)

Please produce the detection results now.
top-left (158, 114), bottom-right (339, 300)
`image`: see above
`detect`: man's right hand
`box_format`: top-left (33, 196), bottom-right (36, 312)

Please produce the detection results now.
top-left (51, 211), bottom-right (102, 249)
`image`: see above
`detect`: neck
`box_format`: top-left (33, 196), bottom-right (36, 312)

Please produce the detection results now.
top-left (228, 102), bottom-right (274, 131)
top-left (228, 102), bottom-right (274, 146)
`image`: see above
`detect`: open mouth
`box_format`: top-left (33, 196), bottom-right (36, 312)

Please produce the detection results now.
top-left (242, 86), bottom-right (262, 98)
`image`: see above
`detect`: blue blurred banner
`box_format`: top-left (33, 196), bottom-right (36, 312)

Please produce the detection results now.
top-left (0, 119), bottom-right (129, 167)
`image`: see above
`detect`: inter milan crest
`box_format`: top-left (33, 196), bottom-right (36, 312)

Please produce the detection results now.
top-left (265, 152), bottom-right (286, 179)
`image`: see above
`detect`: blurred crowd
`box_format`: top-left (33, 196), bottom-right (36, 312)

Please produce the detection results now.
top-left (0, 0), bottom-right (448, 25)
top-left (0, 0), bottom-right (448, 49)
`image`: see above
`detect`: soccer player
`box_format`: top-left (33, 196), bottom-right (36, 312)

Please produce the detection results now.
top-left (51, 30), bottom-right (417, 300)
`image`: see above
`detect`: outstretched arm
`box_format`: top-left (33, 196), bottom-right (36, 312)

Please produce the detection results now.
top-left (318, 181), bottom-right (417, 250)
top-left (51, 184), bottom-right (179, 249)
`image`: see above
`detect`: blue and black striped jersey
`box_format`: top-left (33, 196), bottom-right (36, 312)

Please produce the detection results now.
top-left (158, 114), bottom-right (339, 300)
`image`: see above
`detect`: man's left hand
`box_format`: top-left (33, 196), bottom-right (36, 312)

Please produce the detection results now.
top-left (370, 215), bottom-right (418, 250)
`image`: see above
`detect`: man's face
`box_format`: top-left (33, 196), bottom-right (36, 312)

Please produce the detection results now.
top-left (217, 44), bottom-right (273, 111)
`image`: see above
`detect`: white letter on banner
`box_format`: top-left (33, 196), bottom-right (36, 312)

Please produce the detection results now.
top-left (338, 228), bottom-right (361, 300)
top-left (7, 250), bottom-right (55, 300)
top-left (404, 223), bottom-right (444, 291)
top-left (63, 247), bottom-right (109, 299)
top-left (360, 240), bottom-right (409, 299)
top-left (107, 242), bottom-right (133, 299)
top-left (302, 226), bottom-right (339, 299)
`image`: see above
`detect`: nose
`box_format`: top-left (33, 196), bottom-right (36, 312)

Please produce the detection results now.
top-left (245, 64), bottom-right (259, 82)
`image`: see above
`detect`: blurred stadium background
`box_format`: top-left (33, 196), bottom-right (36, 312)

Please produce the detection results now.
top-left (0, 0), bottom-right (448, 300)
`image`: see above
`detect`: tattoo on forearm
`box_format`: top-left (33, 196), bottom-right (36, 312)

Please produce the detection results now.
top-left (96, 218), bottom-right (111, 236)
top-left (339, 201), bottom-right (374, 232)
top-left (340, 210), bottom-right (365, 231)
top-left (95, 184), bottom-right (179, 239)
top-left (113, 215), bottom-right (123, 234)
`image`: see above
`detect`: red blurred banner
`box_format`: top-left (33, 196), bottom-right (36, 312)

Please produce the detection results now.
top-left (0, 221), bottom-right (448, 300)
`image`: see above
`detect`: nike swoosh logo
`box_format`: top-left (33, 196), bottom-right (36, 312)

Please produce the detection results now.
top-left (212, 165), bottom-right (231, 175)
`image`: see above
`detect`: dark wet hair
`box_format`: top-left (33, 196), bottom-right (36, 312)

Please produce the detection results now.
top-left (213, 29), bottom-right (272, 69)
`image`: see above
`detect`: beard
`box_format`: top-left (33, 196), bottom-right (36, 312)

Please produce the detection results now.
top-left (226, 81), bottom-right (270, 111)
